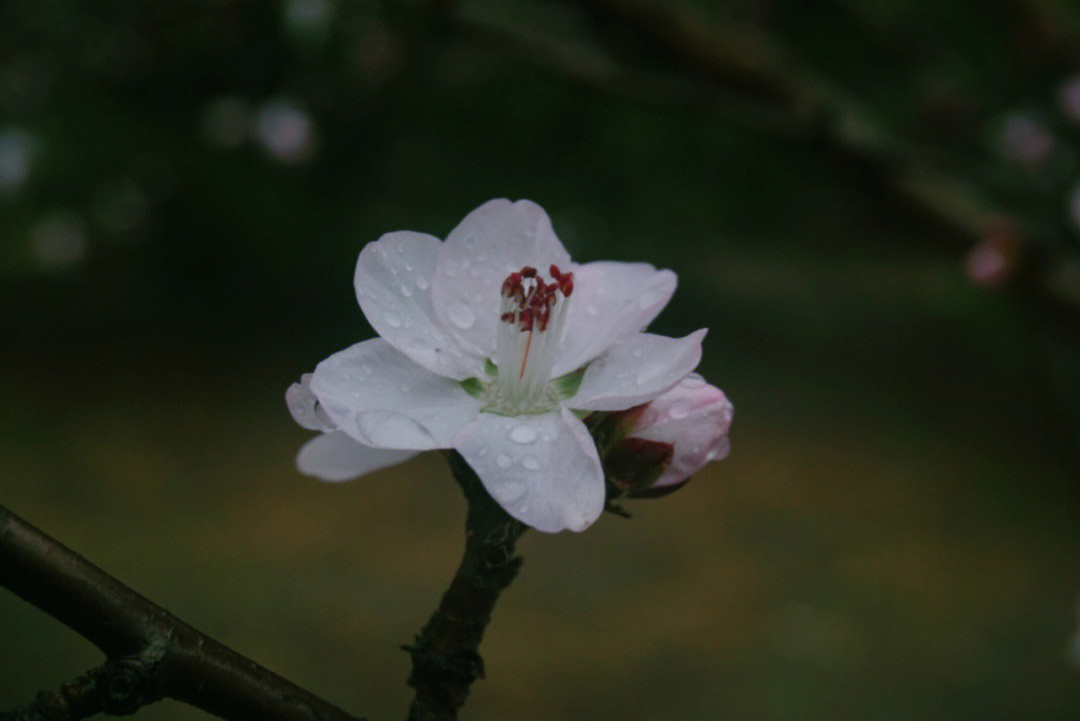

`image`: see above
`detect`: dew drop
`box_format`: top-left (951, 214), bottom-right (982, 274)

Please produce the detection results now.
top-left (586, 304), bottom-right (599, 316)
top-left (668, 400), bottom-right (691, 419)
top-left (495, 479), bottom-right (527, 502)
top-left (561, 507), bottom-right (586, 531)
top-left (448, 302), bottom-right (476, 329)
top-left (509, 425), bottom-right (538, 444)
top-left (383, 312), bottom-right (402, 328)
top-left (520, 455), bottom-right (541, 471)
top-left (638, 284), bottom-right (668, 308)
top-left (496, 453), bottom-right (512, 469)
top-left (477, 447), bottom-right (488, 456)
top-left (400, 284), bottom-right (413, 297)
top-left (416, 277), bottom-right (430, 290)
top-left (399, 383), bottom-right (411, 393)
top-left (632, 348), bottom-right (643, 358)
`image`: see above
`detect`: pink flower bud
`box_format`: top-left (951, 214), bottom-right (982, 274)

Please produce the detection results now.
top-left (623, 374), bottom-right (733, 492)
top-left (593, 374), bottom-right (733, 497)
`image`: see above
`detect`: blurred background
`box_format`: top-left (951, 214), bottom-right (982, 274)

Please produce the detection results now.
top-left (3, 1), bottom-right (1080, 719)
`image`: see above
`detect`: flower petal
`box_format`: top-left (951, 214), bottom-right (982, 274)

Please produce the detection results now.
top-left (453, 408), bottom-right (604, 533)
top-left (569, 330), bottom-right (707, 411)
top-left (355, 230), bottom-right (484, 380)
top-left (553, 261), bottom-right (677, 376)
top-left (297, 431), bottom-right (418, 481)
top-left (431, 199), bottom-right (572, 359)
top-left (286, 373), bottom-right (336, 431)
top-left (310, 338), bottom-right (481, 450)
top-left (629, 374), bottom-right (733, 487)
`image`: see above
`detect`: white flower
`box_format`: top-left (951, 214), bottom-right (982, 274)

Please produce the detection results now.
top-left (287, 199), bottom-right (706, 532)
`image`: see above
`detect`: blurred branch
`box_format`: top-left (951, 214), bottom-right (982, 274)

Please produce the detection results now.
top-left (404, 452), bottom-right (527, 721)
top-left (0, 505), bottom-right (364, 721)
top-left (418, 0), bottom-right (992, 242)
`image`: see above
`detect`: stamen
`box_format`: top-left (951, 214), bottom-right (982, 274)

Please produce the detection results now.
top-left (485, 264), bottom-right (575, 415)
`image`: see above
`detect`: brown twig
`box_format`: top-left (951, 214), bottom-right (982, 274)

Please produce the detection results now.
top-left (0, 504), bottom-right (364, 721)
top-left (404, 452), bottom-right (528, 721)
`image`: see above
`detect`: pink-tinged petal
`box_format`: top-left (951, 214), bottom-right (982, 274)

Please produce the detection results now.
top-left (297, 431), bottom-right (418, 481)
top-left (310, 338), bottom-right (481, 450)
top-left (553, 261), bottom-right (677, 376)
top-left (286, 373), bottom-right (336, 431)
top-left (355, 230), bottom-right (484, 380)
top-left (453, 408), bottom-right (604, 533)
top-left (629, 374), bottom-right (733, 486)
top-left (431, 199), bottom-right (572, 359)
top-left (569, 330), bottom-right (707, 411)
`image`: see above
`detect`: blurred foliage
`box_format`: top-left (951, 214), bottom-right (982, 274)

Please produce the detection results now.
top-left (2, 1), bottom-right (1080, 720)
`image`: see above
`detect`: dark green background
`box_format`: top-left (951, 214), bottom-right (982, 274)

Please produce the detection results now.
top-left (2, 2), bottom-right (1079, 719)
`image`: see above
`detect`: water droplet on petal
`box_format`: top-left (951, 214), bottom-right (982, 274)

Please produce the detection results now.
top-left (509, 425), bottom-right (538, 444)
top-left (383, 312), bottom-right (402, 328)
top-left (399, 383), bottom-right (411, 393)
top-left (400, 284), bottom-right (413, 297)
top-left (477, 447), bottom-right (488, 456)
top-left (520, 455), bottom-right (541, 471)
top-left (638, 284), bottom-right (667, 309)
top-left (561, 506), bottom-right (586, 531)
top-left (448, 301), bottom-right (476, 329)
top-left (586, 304), bottom-right (599, 316)
top-left (496, 453), bottom-right (512, 469)
top-left (416, 277), bottom-right (430, 290)
top-left (668, 400), bottom-right (691, 419)
top-left (494, 478), bottom-right (527, 502)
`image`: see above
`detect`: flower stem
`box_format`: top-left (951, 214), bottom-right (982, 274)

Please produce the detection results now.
top-left (404, 452), bottom-right (528, 721)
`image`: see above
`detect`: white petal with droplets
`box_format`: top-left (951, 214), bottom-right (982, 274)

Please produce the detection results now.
top-left (553, 261), bottom-right (677, 376)
top-left (310, 338), bottom-right (481, 450)
top-left (297, 431), bottom-right (418, 481)
top-left (453, 408), bottom-right (604, 533)
top-left (355, 231), bottom-right (484, 380)
top-left (569, 330), bottom-right (707, 411)
top-left (431, 199), bottom-right (572, 358)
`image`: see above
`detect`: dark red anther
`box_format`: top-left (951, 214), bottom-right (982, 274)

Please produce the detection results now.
top-left (521, 266), bottom-right (537, 278)
top-left (502, 272), bottom-right (522, 296)
top-left (559, 273), bottom-right (574, 296)
top-left (549, 264), bottom-right (563, 281)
